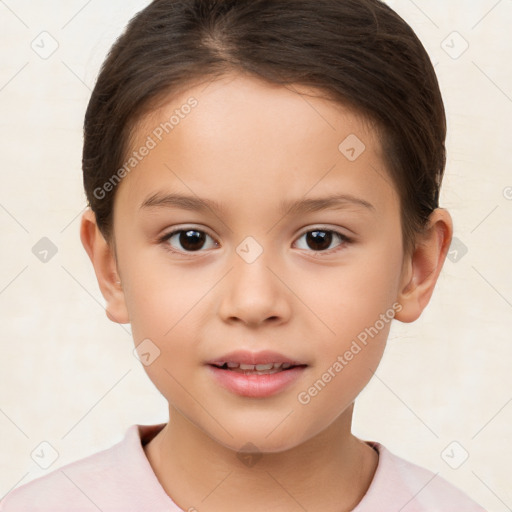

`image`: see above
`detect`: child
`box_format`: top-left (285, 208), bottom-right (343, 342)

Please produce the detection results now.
top-left (1, 0), bottom-right (487, 510)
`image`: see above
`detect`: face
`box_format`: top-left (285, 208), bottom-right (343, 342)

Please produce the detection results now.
top-left (111, 73), bottom-right (407, 452)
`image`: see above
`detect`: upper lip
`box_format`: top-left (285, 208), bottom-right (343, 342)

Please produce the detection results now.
top-left (207, 350), bottom-right (307, 366)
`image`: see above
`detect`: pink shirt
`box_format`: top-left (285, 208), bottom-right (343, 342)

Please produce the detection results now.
top-left (1, 423), bottom-right (486, 511)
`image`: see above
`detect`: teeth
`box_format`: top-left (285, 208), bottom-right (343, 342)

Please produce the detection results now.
top-left (219, 362), bottom-right (295, 372)
top-left (255, 363), bottom-right (274, 371)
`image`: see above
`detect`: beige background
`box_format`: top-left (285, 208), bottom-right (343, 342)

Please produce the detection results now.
top-left (1, 0), bottom-right (511, 509)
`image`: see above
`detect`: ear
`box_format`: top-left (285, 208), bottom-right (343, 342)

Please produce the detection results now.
top-left (79, 208), bottom-right (130, 324)
top-left (394, 208), bottom-right (453, 323)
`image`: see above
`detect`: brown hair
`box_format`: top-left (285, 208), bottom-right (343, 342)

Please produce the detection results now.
top-left (82, 0), bottom-right (446, 257)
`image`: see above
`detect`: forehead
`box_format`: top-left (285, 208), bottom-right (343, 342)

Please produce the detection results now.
top-left (134, 73), bottom-right (377, 155)
top-left (114, 73), bottom-right (398, 220)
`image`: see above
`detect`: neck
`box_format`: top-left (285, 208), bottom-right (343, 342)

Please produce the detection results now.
top-left (144, 403), bottom-right (378, 512)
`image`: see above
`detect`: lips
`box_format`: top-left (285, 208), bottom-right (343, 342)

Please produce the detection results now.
top-left (206, 350), bottom-right (308, 397)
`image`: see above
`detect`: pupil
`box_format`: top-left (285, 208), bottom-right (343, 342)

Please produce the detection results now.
top-left (307, 230), bottom-right (332, 251)
top-left (180, 230), bottom-right (206, 251)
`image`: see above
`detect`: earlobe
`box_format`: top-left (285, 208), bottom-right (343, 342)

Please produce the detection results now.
top-left (79, 208), bottom-right (130, 325)
top-left (394, 209), bottom-right (453, 323)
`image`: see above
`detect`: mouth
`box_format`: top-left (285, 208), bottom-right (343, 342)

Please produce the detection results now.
top-left (206, 350), bottom-right (308, 398)
top-left (209, 361), bottom-right (306, 375)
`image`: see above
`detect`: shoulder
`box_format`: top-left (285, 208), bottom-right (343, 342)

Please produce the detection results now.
top-left (0, 427), bottom-right (134, 512)
top-left (354, 441), bottom-right (487, 512)
top-left (0, 424), bottom-right (174, 512)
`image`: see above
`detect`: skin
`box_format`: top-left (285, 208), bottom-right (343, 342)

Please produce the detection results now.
top-left (80, 73), bottom-right (453, 511)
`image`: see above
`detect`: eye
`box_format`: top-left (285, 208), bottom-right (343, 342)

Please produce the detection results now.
top-left (159, 228), bottom-right (218, 253)
top-left (294, 228), bottom-right (352, 254)
top-left (158, 226), bottom-right (352, 255)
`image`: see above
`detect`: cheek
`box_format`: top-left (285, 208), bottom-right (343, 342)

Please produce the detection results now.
top-left (294, 246), bottom-right (401, 414)
top-left (295, 319), bottom-right (390, 433)
top-left (296, 253), bottom-right (402, 343)
top-left (124, 255), bottom-right (215, 338)
top-left (129, 291), bottom-right (203, 418)
top-left (124, 257), bottom-right (213, 371)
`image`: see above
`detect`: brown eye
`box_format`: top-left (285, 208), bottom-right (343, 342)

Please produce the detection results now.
top-left (161, 229), bottom-right (217, 253)
top-left (178, 230), bottom-right (206, 251)
top-left (295, 229), bottom-right (351, 254)
top-left (305, 230), bottom-right (333, 251)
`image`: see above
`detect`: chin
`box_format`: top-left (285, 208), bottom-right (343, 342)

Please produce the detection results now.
top-left (204, 415), bottom-right (322, 456)
top-left (219, 431), bottom-right (304, 456)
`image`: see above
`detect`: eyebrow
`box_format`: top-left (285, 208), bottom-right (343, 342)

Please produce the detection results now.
top-left (139, 192), bottom-right (375, 216)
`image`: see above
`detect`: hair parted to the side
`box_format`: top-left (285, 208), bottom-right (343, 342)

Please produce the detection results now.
top-left (82, 0), bottom-right (446, 257)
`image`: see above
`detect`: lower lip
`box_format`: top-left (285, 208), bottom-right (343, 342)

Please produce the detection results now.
top-left (207, 365), bottom-right (306, 398)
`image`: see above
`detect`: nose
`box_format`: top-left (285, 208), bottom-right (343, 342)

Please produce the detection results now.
top-left (217, 246), bottom-right (292, 328)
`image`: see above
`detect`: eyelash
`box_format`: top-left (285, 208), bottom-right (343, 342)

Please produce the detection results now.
top-left (157, 226), bottom-right (353, 257)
